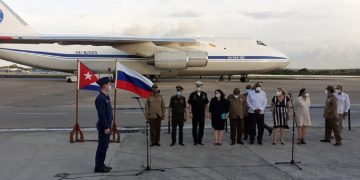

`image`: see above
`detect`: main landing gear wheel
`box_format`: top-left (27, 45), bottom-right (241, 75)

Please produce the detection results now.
top-left (240, 75), bottom-right (249, 82)
top-left (149, 75), bottom-right (158, 83)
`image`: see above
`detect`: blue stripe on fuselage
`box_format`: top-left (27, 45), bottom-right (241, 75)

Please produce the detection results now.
top-left (0, 47), bottom-right (287, 60)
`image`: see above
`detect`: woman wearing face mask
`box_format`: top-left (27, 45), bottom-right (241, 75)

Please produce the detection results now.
top-left (293, 88), bottom-right (311, 144)
top-left (271, 88), bottom-right (290, 145)
top-left (209, 89), bottom-right (229, 145)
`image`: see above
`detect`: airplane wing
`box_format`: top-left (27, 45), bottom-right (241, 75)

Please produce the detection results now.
top-left (0, 35), bottom-right (198, 46)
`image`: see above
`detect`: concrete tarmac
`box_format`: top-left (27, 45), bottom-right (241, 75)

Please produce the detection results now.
top-left (0, 78), bottom-right (359, 179)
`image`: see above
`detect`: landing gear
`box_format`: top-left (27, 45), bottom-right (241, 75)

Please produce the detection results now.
top-left (240, 74), bottom-right (249, 82)
top-left (149, 75), bottom-right (158, 83)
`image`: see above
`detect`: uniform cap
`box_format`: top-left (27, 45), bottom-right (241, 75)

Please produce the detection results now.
top-left (96, 77), bottom-right (111, 87)
top-left (152, 84), bottom-right (158, 88)
top-left (176, 85), bottom-right (184, 91)
top-left (195, 81), bottom-right (203, 86)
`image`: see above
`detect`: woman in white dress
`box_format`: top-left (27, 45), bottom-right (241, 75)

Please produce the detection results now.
top-left (293, 88), bottom-right (311, 144)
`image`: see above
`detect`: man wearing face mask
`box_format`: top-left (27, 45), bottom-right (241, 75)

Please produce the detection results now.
top-left (227, 88), bottom-right (246, 145)
top-left (246, 82), bottom-right (267, 145)
top-left (188, 81), bottom-right (209, 145)
top-left (94, 77), bottom-right (113, 173)
top-left (168, 85), bottom-right (187, 146)
top-left (145, 84), bottom-right (165, 147)
top-left (334, 85), bottom-right (350, 134)
top-left (321, 85), bottom-right (341, 146)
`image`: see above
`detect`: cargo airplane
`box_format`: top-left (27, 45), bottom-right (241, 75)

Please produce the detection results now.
top-left (0, 0), bottom-right (289, 82)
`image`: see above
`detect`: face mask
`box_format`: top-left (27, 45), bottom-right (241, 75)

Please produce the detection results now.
top-left (234, 95), bottom-right (239, 99)
top-left (335, 89), bottom-right (341, 94)
top-left (215, 93), bottom-right (221, 98)
top-left (255, 87), bottom-right (261, 92)
top-left (276, 91), bottom-right (282, 96)
top-left (176, 91), bottom-right (181, 96)
top-left (108, 85), bottom-right (112, 91)
top-left (305, 93), bottom-right (310, 97)
top-left (196, 87), bottom-right (201, 92)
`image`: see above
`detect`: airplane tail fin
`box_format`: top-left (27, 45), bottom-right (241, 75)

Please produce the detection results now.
top-left (0, 0), bottom-right (36, 34)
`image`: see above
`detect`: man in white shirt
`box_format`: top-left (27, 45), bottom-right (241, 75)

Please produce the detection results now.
top-left (334, 85), bottom-right (350, 134)
top-left (246, 82), bottom-right (267, 145)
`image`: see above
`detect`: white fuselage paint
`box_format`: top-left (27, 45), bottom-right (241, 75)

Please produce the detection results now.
top-left (0, 38), bottom-right (289, 76)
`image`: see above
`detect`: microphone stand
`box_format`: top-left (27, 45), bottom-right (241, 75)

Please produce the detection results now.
top-left (133, 97), bottom-right (165, 176)
top-left (275, 93), bottom-right (302, 170)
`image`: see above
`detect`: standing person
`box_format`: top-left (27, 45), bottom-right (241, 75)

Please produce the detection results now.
top-left (228, 88), bottom-right (246, 145)
top-left (243, 85), bottom-right (252, 140)
top-left (188, 81), bottom-right (209, 145)
top-left (168, 85), bottom-right (187, 146)
top-left (246, 82), bottom-right (267, 145)
top-left (334, 85), bottom-right (350, 134)
top-left (321, 85), bottom-right (341, 146)
top-left (271, 88), bottom-right (290, 145)
top-left (209, 89), bottom-right (229, 145)
top-left (94, 77), bottom-right (113, 173)
top-left (293, 88), bottom-right (311, 145)
top-left (145, 84), bottom-right (165, 147)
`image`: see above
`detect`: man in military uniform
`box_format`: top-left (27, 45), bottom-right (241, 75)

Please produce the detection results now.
top-left (227, 88), bottom-right (246, 145)
top-left (94, 77), bottom-right (113, 173)
top-left (168, 85), bottom-right (187, 146)
top-left (321, 85), bottom-right (341, 146)
top-left (145, 84), bottom-right (165, 147)
top-left (188, 81), bottom-right (209, 145)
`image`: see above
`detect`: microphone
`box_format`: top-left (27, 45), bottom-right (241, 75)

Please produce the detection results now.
top-left (132, 96), bottom-right (140, 99)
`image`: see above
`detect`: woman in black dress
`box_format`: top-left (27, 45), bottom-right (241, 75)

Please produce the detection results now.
top-left (271, 87), bottom-right (291, 145)
top-left (209, 89), bottom-right (228, 145)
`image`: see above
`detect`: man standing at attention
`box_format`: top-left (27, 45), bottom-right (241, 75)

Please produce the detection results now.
top-left (188, 81), bottom-right (209, 145)
top-left (94, 77), bottom-right (113, 173)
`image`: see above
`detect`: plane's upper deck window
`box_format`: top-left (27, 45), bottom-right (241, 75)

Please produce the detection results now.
top-left (256, 40), bottom-right (267, 46)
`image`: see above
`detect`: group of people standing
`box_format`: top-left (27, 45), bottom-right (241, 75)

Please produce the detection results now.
top-left (93, 77), bottom-right (350, 173)
top-left (144, 81), bottom-right (350, 148)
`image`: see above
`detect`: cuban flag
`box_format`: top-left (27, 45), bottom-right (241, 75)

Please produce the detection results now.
top-left (115, 62), bottom-right (153, 98)
top-left (78, 61), bottom-right (100, 91)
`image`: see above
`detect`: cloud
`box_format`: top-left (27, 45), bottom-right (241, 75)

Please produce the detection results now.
top-left (240, 11), bottom-right (295, 20)
top-left (169, 10), bottom-right (202, 18)
top-left (115, 21), bottom-right (202, 37)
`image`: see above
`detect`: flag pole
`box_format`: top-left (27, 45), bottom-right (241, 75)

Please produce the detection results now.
top-left (111, 60), bottom-right (120, 143)
top-left (70, 59), bottom-right (84, 143)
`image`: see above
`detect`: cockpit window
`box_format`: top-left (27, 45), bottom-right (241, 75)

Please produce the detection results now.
top-left (257, 40), bottom-right (267, 46)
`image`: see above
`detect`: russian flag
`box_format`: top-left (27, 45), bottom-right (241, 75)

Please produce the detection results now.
top-left (115, 62), bottom-right (153, 98)
top-left (78, 61), bottom-right (100, 91)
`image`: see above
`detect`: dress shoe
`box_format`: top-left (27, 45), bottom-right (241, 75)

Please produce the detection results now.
top-left (301, 139), bottom-right (306, 144)
top-left (193, 142), bottom-right (198, 145)
top-left (334, 143), bottom-right (342, 146)
top-left (237, 141), bottom-right (244, 145)
top-left (230, 142), bottom-right (235, 145)
top-left (179, 143), bottom-right (185, 146)
top-left (250, 141), bottom-right (254, 145)
top-left (258, 141), bottom-right (263, 145)
top-left (105, 166), bottom-right (112, 171)
top-left (272, 142), bottom-right (276, 145)
top-left (198, 142), bottom-right (204, 145)
top-left (94, 168), bottom-right (110, 173)
top-left (170, 143), bottom-right (175, 146)
top-left (155, 143), bottom-right (161, 146)
top-left (150, 143), bottom-right (155, 147)
top-left (320, 139), bottom-right (331, 142)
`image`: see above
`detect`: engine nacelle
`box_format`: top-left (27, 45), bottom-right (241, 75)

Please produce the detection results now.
top-left (153, 51), bottom-right (208, 70)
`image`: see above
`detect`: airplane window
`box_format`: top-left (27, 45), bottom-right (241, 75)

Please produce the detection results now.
top-left (257, 40), bottom-right (267, 46)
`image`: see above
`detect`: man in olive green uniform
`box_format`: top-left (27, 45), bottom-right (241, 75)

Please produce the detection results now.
top-left (145, 84), bottom-right (165, 147)
top-left (321, 85), bottom-right (341, 146)
top-left (227, 88), bottom-right (246, 145)
top-left (168, 85), bottom-right (187, 146)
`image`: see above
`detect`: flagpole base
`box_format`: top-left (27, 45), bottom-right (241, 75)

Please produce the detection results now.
top-left (69, 122), bottom-right (84, 143)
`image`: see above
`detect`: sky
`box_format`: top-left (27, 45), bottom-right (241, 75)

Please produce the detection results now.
top-left (1, 0), bottom-right (360, 69)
